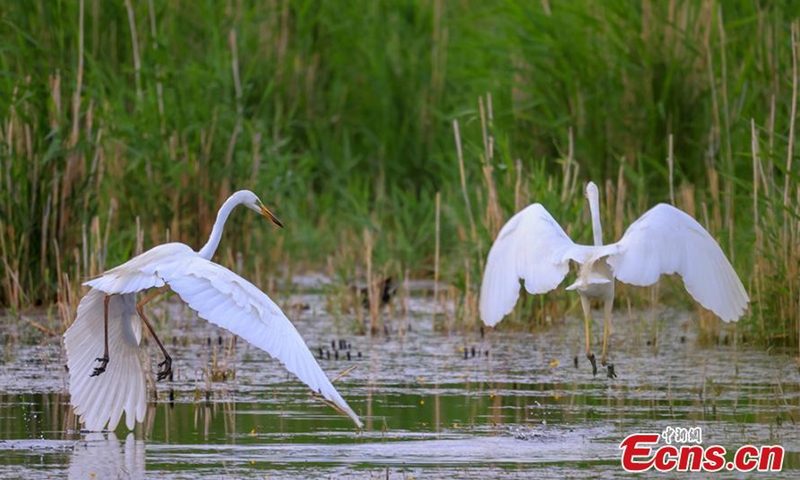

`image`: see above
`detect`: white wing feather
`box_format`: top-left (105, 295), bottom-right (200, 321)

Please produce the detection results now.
top-left (78, 244), bottom-right (362, 428)
top-left (64, 290), bottom-right (147, 431)
top-left (605, 203), bottom-right (749, 321)
top-left (159, 256), bottom-right (362, 426)
top-left (479, 204), bottom-right (591, 326)
top-left (84, 243), bottom-right (192, 293)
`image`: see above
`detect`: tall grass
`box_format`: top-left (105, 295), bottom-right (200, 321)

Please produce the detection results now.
top-left (0, 0), bottom-right (797, 346)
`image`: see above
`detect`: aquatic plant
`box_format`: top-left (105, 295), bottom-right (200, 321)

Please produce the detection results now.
top-left (0, 0), bottom-right (796, 346)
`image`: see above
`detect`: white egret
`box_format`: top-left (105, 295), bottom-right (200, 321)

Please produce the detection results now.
top-left (479, 182), bottom-right (749, 376)
top-left (64, 190), bottom-right (363, 430)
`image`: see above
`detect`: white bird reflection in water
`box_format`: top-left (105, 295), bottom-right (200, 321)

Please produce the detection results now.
top-left (68, 432), bottom-right (144, 480)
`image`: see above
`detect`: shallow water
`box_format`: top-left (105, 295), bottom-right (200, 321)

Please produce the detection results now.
top-left (1, 286), bottom-right (798, 478)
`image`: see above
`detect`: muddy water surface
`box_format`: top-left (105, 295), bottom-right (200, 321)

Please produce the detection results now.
top-left (1, 285), bottom-right (798, 478)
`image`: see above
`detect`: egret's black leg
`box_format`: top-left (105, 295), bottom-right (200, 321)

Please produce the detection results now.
top-left (587, 352), bottom-right (598, 376)
top-left (136, 287), bottom-right (173, 381)
top-left (600, 302), bottom-right (618, 379)
top-left (90, 295), bottom-right (112, 377)
top-left (580, 297), bottom-right (598, 376)
top-left (600, 301), bottom-right (613, 367)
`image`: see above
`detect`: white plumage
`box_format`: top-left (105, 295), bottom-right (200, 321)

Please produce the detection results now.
top-left (602, 204), bottom-right (748, 322)
top-left (479, 182), bottom-right (748, 374)
top-left (64, 190), bottom-right (362, 431)
top-left (65, 291), bottom-right (147, 431)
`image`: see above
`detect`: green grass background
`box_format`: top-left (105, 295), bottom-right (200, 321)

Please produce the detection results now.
top-left (0, 0), bottom-right (797, 341)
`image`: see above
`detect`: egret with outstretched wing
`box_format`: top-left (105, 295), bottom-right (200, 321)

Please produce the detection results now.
top-left (65, 190), bottom-right (362, 430)
top-left (479, 182), bottom-right (748, 377)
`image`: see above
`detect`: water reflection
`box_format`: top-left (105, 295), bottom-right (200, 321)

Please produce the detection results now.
top-left (68, 433), bottom-right (144, 480)
top-left (0, 294), bottom-right (798, 477)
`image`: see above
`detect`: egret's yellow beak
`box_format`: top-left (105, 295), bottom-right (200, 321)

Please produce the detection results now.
top-left (259, 202), bottom-right (283, 228)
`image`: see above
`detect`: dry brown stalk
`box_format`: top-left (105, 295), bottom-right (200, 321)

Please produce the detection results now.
top-left (452, 119), bottom-right (476, 240)
top-left (434, 191), bottom-right (441, 320)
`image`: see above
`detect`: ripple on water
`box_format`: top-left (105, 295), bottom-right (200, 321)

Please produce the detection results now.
top-left (0, 293), bottom-right (798, 478)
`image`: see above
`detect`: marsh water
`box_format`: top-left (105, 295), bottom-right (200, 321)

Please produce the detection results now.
top-left (1, 280), bottom-right (798, 478)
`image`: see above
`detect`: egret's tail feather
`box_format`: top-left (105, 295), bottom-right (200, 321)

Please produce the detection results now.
top-left (566, 276), bottom-right (612, 291)
top-left (64, 290), bottom-right (147, 431)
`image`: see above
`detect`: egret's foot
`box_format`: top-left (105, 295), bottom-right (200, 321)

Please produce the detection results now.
top-left (587, 353), bottom-right (598, 376)
top-left (90, 355), bottom-right (109, 377)
top-left (156, 356), bottom-right (173, 381)
top-left (573, 356), bottom-right (579, 369)
top-left (606, 363), bottom-right (617, 379)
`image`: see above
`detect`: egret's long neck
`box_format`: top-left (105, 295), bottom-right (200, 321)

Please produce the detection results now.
top-left (198, 196), bottom-right (240, 260)
top-left (589, 195), bottom-right (604, 246)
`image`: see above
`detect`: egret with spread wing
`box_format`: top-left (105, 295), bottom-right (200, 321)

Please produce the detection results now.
top-left (64, 190), bottom-right (362, 430)
top-left (479, 182), bottom-right (748, 377)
